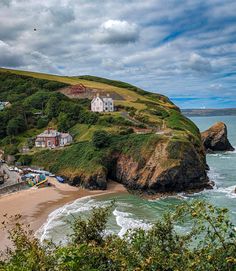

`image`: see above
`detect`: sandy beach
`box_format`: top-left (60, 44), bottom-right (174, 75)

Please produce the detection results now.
top-left (0, 178), bottom-right (127, 251)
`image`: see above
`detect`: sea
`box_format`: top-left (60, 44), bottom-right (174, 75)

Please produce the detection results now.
top-left (37, 115), bottom-right (236, 244)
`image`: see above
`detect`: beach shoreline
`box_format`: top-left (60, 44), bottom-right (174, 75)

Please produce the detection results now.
top-left (0, 178), bottom-right (127, 251)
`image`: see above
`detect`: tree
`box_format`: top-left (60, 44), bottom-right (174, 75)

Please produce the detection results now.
top-left (92, 130), bottom-right (111, 148)
top-left (45, 96), bottom-right (59, 119)
top-left (7, 116), bottom-right (26, 136)
top-left (24, 90), bottom-right (50, 110)
top-left (36, 118), bottom-right (49, 129)
top-left (57, 112), bottom-right (72, 132)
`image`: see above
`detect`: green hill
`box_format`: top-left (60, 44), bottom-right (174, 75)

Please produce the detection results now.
top-left (0, 67), bottom-right (209, 193)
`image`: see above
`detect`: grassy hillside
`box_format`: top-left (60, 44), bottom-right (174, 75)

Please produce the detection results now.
top-left (0, 68), bottom-right (177, 111)
top-left (0, 67), bottom-right (201, 182)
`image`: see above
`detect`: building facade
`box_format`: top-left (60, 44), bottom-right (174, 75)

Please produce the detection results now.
top-left (35, 129), bottom-right (72, 148)
top-left (91, 94), bottom-right (114, 112)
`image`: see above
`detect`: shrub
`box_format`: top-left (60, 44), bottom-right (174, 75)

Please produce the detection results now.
top-left (18, 155), bottom-right (32, 165)
top-left (7, 116), bottom-right (26, 136)
top-left (36, 117), bottom-right (49, 129)
top-left (1, 201), bottom-right (235, 270)
top-left (92, 130), bottom-right (111, 148)
top-left (57, 112), bottom-right (73, 132)
top-left (119, 127), bottom-right (134, 135)
top-left (4, 144), bottom-right (18, 155)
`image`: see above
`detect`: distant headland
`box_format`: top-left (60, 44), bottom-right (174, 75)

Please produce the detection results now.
top-left (182, 108), bottom-right (236, 117)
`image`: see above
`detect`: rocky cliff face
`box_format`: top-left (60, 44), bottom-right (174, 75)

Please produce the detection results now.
top-left (201, 122), bottom-right (234, 152)
top-left (108, 141), bottom-right (211, 193)
top-left (68, 137), bottom-right (212, 193)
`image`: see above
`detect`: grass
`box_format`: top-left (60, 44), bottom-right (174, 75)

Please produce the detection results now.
top-left (0, 67), bottom-right (174, 113)
top-left (69, 124), bottom-right (119, 142)
top-left (165, 110), bottom-right (201, 146)
top-left (32, 142), bottom-right (107, 177)
top-left (0, 67), bottom-right (204, 181)
top-left (31, 133), bottom-right (167, 177)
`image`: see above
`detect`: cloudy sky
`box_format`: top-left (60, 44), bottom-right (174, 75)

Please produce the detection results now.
top-left (0, 0), bottom-right (236, 108)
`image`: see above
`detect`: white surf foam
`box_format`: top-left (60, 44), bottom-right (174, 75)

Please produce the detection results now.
top-left (113, 208), bottom-right (151, 237)
top-left (208, 167), bottom-right (225, 184)
top-left (216, 185), bottom-right (236, 199)
top-left (226, 147), bottom-right (236, 154)
top-left (36, 196), bottom-right (108, 243)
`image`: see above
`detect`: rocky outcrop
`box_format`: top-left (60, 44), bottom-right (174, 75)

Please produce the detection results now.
top-left (107, 140), bottom-right (211, 193)
top-left (201, 122), bottom-right (234, 152)
top-left (67, 170), bottom-right (107, 190)
top-left (64, 138), bottom-right (212, 194)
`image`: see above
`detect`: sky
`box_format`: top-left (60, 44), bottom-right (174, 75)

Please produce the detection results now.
top-left (0, 0), bottom-right (236, 109)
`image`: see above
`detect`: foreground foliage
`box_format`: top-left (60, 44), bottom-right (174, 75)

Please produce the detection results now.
top-left (0, 201), bottom-right (235, 271)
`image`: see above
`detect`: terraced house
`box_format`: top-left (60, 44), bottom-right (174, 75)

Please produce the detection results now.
top-left (35, 128), bottom-right (72, 148)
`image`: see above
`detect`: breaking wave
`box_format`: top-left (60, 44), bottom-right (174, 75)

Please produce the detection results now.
top-left (36, 196), bottom-right (107, 244)
top-left (113, 209), bottom-right (151, 237)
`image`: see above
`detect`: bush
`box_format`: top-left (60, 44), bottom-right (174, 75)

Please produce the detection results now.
top-left (4, 144), bottom-right (18, 155)
top-left (7, 116), bottom-right (26, 136)
top-left (92, 130), bottom-right (111, 148)
top-left (57, 112), bottom-right (73, 132)
top-left (98, 115), bottom-right (132, 127)
top-left (1, 201), bottom-right (235, 270)
top-left (18, 155), bottom-right (32, 165)
top-left (36, 117), bottom-right (49, 129)
top-left (119, 127), bottom-right (134, 135)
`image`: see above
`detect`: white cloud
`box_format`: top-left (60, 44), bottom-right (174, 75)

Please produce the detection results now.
top-left (188, 53), bottom-right (212, 73)
top-left (0, 40), bottom-right (25, 67)
top-left (0, 0), bottom-right (235, 107)
top-left (96, 19), bottom-right (139, 44)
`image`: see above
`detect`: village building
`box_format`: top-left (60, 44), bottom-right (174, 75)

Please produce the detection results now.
top-left (91, 93), bottom-right (114, 112)
top-left (60, 133), bottom-right (73, 146)
top-left (35, 128), bottom-right (72, 148)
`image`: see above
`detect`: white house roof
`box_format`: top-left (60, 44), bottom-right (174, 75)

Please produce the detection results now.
top-left (60, 133), bottom-right (71, 138)
top-left (35, 138), bottom-right (45, 142)
top-left (37, 129), bottom-right (60, 138)
top-left (91, 94), bottom-right (113, 103)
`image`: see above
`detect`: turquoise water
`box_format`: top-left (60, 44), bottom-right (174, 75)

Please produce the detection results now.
top-left (37, 116), bottom-right (236, 243)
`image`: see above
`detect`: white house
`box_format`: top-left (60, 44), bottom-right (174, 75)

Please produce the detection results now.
top-left (91, 94), bottom-right (114, 112)
top-left (60, 133), bottom-right (73, 147)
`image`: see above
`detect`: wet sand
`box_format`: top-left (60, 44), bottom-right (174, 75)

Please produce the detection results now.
top-left (0, 178), bottom-right (127, 251)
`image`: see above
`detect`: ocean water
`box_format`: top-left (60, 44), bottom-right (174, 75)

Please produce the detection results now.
top-left (37, 116), bottom-right (236, 244)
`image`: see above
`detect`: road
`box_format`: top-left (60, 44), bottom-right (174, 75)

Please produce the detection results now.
top-left (0, 163), bottom-right (21, 189)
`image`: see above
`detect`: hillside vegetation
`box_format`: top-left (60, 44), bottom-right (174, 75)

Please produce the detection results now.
top-left (0, 67), bottom-right (207, 193)
top-left (1, 201), bottom-right (235, 270)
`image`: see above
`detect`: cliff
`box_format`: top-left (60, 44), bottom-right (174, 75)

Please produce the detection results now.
top-left (32, 132), bottom-right (211, 193)
top-left (0, 68), bottom-right (211, 194)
